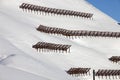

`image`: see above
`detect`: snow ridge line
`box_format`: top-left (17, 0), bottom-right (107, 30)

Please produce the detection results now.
top-left (0, 54), bottom-right (15, 63)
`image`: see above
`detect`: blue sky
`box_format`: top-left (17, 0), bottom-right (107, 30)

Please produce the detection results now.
top-left (87, 0), bottom-right (120, 22)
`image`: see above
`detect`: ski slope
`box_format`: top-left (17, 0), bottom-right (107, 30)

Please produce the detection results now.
top-left (0, 0), bottom-right (120, 80)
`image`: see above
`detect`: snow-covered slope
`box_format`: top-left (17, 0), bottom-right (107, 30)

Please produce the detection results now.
top-left (0, 65), bottom-right (49, 80)
top-left (0, 0), bottom-right (120, 80)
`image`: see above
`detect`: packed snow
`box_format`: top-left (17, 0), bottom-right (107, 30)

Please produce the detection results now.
top-left (0, 0), bottom-right (120, 80)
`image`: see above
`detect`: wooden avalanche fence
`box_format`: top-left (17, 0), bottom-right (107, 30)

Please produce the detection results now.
top-left (19, 2), bottom-right (120, 80)
top-left (66, 68), bottom-right (120, 80)
top-left (109, 56), bottom-right (120, 63)
top-left (19, 3), bottom-right (93, 18)
top-left (95, 69), bottom-right (120, 79)
top-left (32, 42), bottom-right (71, 53)
top-left (37, 25), bottom-right (120, 38)
top-left (66, 67), bottom-right (91, 76)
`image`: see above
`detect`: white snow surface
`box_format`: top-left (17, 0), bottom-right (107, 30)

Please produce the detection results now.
top-left (0, 0), bottom-right (120, 80)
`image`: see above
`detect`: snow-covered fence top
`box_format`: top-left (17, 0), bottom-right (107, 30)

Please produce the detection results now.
top-left (19, 3), bottom-right (93, 18)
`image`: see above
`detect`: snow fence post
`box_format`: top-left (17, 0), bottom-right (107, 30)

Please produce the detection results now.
top-left (93, 70), bottom-right (95, 80)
